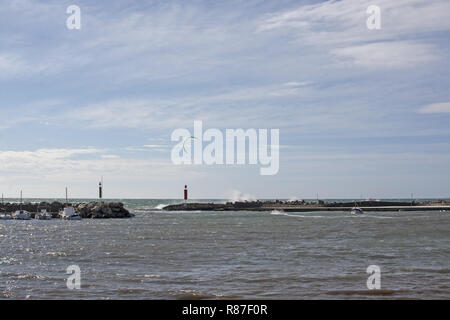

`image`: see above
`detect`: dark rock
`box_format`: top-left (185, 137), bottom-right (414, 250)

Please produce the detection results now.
top-left (0, 201), bottom-right (133, 219)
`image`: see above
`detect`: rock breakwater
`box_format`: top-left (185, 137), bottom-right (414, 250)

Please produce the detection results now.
top-left (163, 200), bottom-right (450, 212)
top-left (0, 201), bottom-right (134, 219)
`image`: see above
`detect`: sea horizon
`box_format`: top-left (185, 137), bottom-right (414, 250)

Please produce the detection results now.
top-left (3, 197), bottom-right (450, 200)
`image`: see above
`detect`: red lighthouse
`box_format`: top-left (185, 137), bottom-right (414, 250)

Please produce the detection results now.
top-left (184, 185), bottom-right (188, 202)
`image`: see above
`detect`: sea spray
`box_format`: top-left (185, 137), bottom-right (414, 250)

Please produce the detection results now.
top-left (230, 190), bottom-right (256, 202)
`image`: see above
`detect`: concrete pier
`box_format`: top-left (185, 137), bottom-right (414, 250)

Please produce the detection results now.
top-left (163, 201), bottom-right (450, 212)
top-left (279, 205), bottom-right (450, 212)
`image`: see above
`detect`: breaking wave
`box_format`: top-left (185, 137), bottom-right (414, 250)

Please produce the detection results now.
top-left (154, 204), bottom-right (168, 210)
top-left (230, 190), bottom-right (256, 202)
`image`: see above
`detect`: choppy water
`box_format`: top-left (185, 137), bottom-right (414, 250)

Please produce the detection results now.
top-left (1, 199), bottom-right (449, 299)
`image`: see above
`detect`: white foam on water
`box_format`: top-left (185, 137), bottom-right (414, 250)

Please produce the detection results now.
top-left (270, 210), bottom-right (285, 215)
top-left (270, 210), bottom-right (305, 218)
top-left (270, 211), bottom-right (355, 219)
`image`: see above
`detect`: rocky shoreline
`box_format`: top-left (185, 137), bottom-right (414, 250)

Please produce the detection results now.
top-left (163, 200), bottom-right (450, 212)
top-left (0, 201), bottom-right (134, 219)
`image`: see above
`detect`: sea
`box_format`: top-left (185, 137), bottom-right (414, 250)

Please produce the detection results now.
top-left (1, 198), bottom-right (449, 299)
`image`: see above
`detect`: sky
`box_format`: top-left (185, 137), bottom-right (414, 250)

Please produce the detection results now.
top-left (0, 0), bottom-right (450, 199)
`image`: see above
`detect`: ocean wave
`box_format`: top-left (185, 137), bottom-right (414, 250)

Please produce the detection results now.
top-left (142, 274), bottom-right (161, 278)
top-left (113, 288), bottom-right (150, 294)
top-left (0, 258), bottom-right (21, 265)
top-left (45, 252), bottom-right (68, 257)
top-left (168, 289), bottom-right (223, 300)
top-left (156, 210), bottom-right (203, 214)
top-left (16, 274), bottom-right (47, 280)
top-left (270, 211), bottom-right (351, 219)
top-left (402, 267), bottom-right (450, 274)
top-left (325, 289), bottom-right (408, 296)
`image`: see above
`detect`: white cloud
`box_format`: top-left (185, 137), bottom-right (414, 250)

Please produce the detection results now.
top-left (331, 41), bottom-right (438, 69)
top-left (143, 145), bottom-right (167, 148)
top-left (0, 148), bottom-right (167, 186)
top-left (259, 0), bottom-right (450, 39)
top-left (0, 54), bottom-right (26, 75)
top-left (64, 82), bottom-right (314, 129)
top-left (0, 53), bottom-right (47, 77)
top-left (68, 99), bottom-right (190, 129)
top-left (0, 51), bottom-right (68, 78)
top-left (259, 0), bottom-right (450, 69)
top-left (0, 148), bottom-right (103, 171)
top-left (101, 154), bottom-right (120, 159)
top-left (418, 102), bottom-right (450, 114)
top-left (283, 82), bottom-right (312, 87)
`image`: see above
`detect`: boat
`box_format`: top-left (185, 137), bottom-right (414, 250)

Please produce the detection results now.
top-left (12, 190), bottom-right (31, 220)
top-left (59, 187), bottom-right (82, 220)
top-left (35, 209), bottom-right (52, 220)
top-left (351, 207), bottom-right (364, 215)
top-left (0, 193), bottom-right (8, 219)
top-left (59, 206), bottom-right (81, 220)
top-left (0, 213), bottom-right (12, 220)
top-left (12, 210), bottom-right (31, 220)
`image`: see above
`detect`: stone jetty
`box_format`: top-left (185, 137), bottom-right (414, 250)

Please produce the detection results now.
top-left (163, 200), bottom-right (450, 212)
top-left (0, 201), bottom-right (134, 219)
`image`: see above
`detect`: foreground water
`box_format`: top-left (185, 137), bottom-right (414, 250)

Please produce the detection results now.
top-left (1, 199), bottom-right (449, 299)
